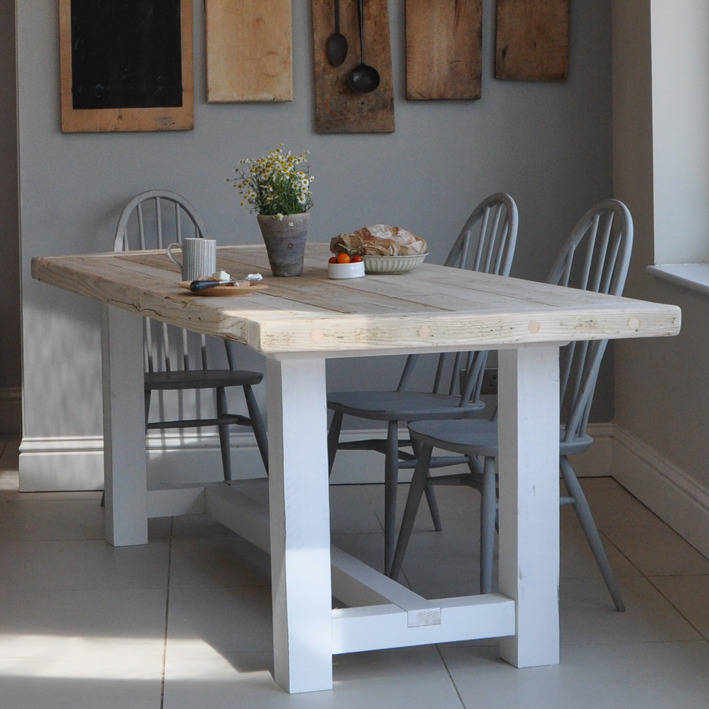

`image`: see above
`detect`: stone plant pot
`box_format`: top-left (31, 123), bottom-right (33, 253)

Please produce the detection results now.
top-left (257, 212), bottom-right (309, 277)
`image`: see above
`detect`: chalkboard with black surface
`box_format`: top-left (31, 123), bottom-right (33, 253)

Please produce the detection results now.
top-left (70, 0), bottom-right (183, 110)
top-left (59, 0), bottom-right (194, 132)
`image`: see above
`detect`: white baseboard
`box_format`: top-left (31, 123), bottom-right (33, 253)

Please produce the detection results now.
top-left (19, 431), bottom-right (263, 492)
top-left (18, 422), bottom-right (614, 492)
top-left (17, 421), bottom-right (708, 559)
top-left (612, 425), bottom-right (709, 559)
top-left (0, 387), bottom-right (21, 435)
top-left (18, 428), bottom-right (407, 492)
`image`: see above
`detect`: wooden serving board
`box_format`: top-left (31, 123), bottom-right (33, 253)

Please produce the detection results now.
top-left (495, 0), bottom-right (569, 81)
top-left (179, 281), bottom-right (269, 296)
top-left (206, 0), bottom-right (293, 102)
top-left (311, 0), bottom-right (394, 133)
top-left (405, 0), bottom-right (482, 100)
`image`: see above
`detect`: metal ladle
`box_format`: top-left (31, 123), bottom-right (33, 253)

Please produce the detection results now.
top-left (347, 0), bottom-right (380, 93)
top-left (325, 0), bottom-right (348, 67)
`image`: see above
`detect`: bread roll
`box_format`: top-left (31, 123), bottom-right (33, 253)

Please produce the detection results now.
top-left (330, 225), bottom-right (427, 256)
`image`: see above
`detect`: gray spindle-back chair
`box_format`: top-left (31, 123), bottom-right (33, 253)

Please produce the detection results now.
top-left (391, 199), bottom-right (632, 612)
top-left (114, 190), bottom-right (268, 480)
top-left (327, 193), bottom-right (519, 575)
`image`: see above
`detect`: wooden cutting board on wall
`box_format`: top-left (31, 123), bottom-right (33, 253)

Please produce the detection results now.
top-left (311, 0), bottom-right (394, 133)
top-left (495, 0), bottom-right (569, 81)
top-left (206, 0), bottom-right (293, 102)
top-left (405, 0), bottom-right (482, 100)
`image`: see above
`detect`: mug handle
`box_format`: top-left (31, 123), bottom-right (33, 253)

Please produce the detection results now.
top-left (166, 242), bottom-right (182, 269)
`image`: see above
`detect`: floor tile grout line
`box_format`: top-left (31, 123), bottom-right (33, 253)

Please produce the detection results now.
top-left (578, 478), bottom-right (696, 581)
top-left (641, 573), bottom-right (709, 642)
top-left (330, 481), bottom-right (385, 532)
top-left (434, 643), bottom-right (466, 708)
top-left (600, 477), bottom-right (709, 562)
top-left (159, 517), bottom-right (175, 709)
top-left (560, 638), bottom-right (709, 647)
top-left (597, 522), bottom-right (709, 642)
top-left (600, 520), bottom-right (709, 563)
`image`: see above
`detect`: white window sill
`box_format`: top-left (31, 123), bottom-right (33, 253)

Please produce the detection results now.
top-left (647, 263), bottom-right (709, 297)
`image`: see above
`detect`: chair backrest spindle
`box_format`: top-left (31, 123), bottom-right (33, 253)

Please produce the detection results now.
top-left (175, 202), bottom-right (182, 244)
top-left (547, 199), bottom-right (633, 442)
top-left (137, 203), bottom-right (147, 250)
top-left (396, 193), bottom-right (519, 406)
top-left (113, 190), bottom-right (224, 375)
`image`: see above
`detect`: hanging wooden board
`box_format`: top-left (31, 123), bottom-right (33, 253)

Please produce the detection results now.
top-left (495, 0), bottom-right (569, 81)
top-left (206, 0), bottom-right (293, 102)
top-left (311, 0), bottom-right (394, 133)
top-left (405, 0), bottom-right (482, 100)
top-left (59, 0), bottom-right (194, 132)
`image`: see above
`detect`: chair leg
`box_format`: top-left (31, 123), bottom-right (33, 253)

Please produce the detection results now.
top-left (389, 442), bottom-right (433, 580)
top-left (216, 387), bottom-right (232, 481)
top-left (384, 420), bottom-right (399, 575)
top-left (560, 456), bottom-right (625, 612)
top-left (327, 410), bottom-right (343, 476)
top-left (411, 437), bottom-right (442, 532)
top-left (423, 479), bottom-right (443, 532)
top-left (480, 456), bottom-right (496, 594)
top-left (243, 385), bottom-right (268, 474)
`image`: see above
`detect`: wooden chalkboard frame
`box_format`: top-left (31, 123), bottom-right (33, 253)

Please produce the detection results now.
top-left (59, 0), bottom-right (194, 133)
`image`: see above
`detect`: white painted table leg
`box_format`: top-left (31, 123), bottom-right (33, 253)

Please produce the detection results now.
top-left (498, 346), bottom-right (560, 667)
top-left (101, 305), bottom-right (148, 547)
top-left (267, 357), bottom-right (333, 693)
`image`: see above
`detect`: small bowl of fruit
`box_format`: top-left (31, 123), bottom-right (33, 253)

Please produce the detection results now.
top-left (327, 251), bottom-right (365, 279)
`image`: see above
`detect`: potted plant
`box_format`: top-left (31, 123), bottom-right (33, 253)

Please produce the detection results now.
top-left (229, 144), bottom-right (314, 277)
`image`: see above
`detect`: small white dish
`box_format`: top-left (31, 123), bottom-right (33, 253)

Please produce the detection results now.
top-left (328, 260), bottom-right (365, 279)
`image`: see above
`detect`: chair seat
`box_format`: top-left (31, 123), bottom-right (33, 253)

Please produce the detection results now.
top-left (145, 369), bottom-right (263, 391)
top-left (409, 418), bottom-right (593, 457)
top-left (327, 390), bottom-right (484, 422)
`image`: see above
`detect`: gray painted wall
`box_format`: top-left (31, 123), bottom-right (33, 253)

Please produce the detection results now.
top-left (0, 0), bottom-right (20, 399)
top-left (17, 0), bottom-right (613, 482)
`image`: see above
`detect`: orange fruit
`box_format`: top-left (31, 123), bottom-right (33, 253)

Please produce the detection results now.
top-left (336, 252), bottom-right (351, 264)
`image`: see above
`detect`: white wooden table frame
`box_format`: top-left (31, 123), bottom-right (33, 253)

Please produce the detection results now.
top-left (33, 244), bottom-right (681, 694)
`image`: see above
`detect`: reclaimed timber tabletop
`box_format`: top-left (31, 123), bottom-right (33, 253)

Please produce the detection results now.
top-left (31, 243), bottom-right (681, 355)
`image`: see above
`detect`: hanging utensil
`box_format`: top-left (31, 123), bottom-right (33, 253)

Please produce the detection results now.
top-left (348, 0), bottom-right (380, 93)
top-left (325, 0), bottom-right (348, 67)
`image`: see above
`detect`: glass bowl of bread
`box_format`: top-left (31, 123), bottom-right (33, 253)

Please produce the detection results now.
top-left (329, 225), bottom-right (428, 275)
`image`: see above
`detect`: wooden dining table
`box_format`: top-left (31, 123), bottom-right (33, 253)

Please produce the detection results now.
top-left (32, 243), bottom-right (680, 694)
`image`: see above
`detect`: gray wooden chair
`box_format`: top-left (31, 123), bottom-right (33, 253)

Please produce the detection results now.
top-left (391, 199), bottom-right (633, 612)
top-left (327, 193), bottom-right (519, 574)
top-left (114, 190), bottom-right (268, 480)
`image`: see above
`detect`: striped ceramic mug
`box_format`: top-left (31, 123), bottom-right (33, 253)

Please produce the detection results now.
top-left (167, 238), bottom-right (217, 281)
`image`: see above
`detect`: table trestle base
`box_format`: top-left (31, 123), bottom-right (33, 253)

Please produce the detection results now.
top-left (150, 482), bottom-right (516, 655)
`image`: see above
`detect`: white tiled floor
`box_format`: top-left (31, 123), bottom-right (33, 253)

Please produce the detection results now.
top-left (0, 436), bottom-right (707, 708)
